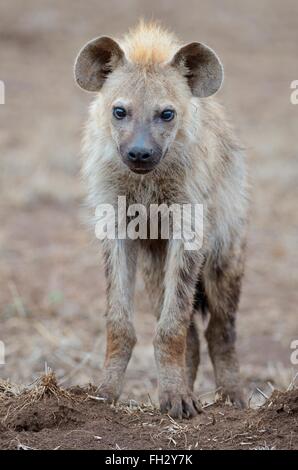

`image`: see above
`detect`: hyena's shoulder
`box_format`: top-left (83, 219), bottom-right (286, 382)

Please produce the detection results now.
top-left (195, 98), bottom-right (249, 251)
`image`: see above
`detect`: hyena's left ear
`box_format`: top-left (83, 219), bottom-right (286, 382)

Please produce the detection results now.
top-left (171, 42), bottom-right (223, 97)
top-left (74, 36), bottom-right (125, 92)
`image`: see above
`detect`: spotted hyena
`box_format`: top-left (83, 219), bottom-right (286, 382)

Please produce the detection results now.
top-left (74, 22), bottom-right (248, 418)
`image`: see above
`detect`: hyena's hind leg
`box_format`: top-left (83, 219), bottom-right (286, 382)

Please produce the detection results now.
top-left (140, 240), bottom-right (166, 319)
top-left (202, 249), bottom-right (246, 408)
top-left (186, 319), bottom-right (200, 391)
top-left (187, 276), bottom-right (210, 391)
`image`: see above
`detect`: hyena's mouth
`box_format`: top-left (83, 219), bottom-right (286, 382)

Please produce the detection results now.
top-left (124, 156), bottom-right (162, 174)
top-left (130, 167), bottom-right (154, 175)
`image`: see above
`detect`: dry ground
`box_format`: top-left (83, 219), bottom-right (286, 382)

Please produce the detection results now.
top-left (0, 0), bottom-right (298, 449)
top-left (0, 373), bottom-right (297, 450)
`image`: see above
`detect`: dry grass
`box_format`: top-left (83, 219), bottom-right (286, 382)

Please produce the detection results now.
top-left (23, 369), bottom-right (75, 403)
top-left (0, 368), bottom-right (78, 422)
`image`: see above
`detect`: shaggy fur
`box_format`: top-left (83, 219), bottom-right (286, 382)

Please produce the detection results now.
top-left (75, 22), bottom-right (248, 418)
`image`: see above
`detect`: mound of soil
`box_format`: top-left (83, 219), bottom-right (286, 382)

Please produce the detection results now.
top-left (0, 381), bottom-right (297, 450)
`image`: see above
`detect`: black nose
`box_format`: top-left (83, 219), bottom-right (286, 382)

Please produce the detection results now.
top-left (127, 147), bottom-right (153, 163)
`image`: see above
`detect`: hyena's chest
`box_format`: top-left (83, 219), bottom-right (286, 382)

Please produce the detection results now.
top-left (114, 183), bottom-right (178, 237)
top-left (109, 178), bottom-right (204, 248)
top-left (117, 175), bottom-right (186, 207)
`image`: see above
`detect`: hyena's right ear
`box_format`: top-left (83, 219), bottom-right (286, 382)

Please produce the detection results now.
top-left (74, 36), bottom-right (125, 92)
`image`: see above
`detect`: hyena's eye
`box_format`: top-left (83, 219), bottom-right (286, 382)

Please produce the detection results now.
top-left (113, 107), bottom-right (127, 120)
top-left (160, 109), bottom-right (175, 121)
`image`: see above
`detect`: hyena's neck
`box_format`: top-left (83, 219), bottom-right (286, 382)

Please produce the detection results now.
top-left (98, 156), bottom-right (205, 209)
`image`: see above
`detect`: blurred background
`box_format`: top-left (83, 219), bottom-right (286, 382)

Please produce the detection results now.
top-left (0, 0), bottom-right (297, 406)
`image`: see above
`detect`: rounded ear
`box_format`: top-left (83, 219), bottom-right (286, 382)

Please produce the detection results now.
top-left (171, 42), bottom-right (223, 97)
top-left (74, 36), bottom-right (125, 92)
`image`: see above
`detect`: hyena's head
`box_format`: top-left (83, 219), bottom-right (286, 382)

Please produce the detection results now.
top-left (75, 23), bottom-right (223, 174)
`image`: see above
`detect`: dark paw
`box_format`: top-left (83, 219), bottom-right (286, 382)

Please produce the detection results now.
top-left (96, 384), bottom-right (120, 403)
top-left (160, 391), bottom-right (202, 419)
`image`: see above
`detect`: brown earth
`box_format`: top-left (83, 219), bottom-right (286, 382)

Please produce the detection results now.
top-left (0, 0), bottom-right (298, 450)
top-left (0, 374), bottom-right (297, 450)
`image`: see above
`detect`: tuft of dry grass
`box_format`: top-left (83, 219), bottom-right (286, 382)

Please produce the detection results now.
top-left (0, 368), bottom-right (78, 422)
top-left (24, 369), bottom-right (75, 403)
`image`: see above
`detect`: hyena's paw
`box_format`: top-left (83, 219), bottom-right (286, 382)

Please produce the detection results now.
top-left (218, 387), bottom-right (246, 409)
top-left (159, 390), bottom-right (202, 419)
top-left (96, 382), bottom-right (121, 403)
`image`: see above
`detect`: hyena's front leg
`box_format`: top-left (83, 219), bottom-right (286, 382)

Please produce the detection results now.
top-left (154, 241), bottom-right (203, 419)
top-left (98, 239), bottom-right (137, 402)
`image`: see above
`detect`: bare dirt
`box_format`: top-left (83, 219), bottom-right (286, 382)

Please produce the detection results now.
top-left (0, 0), bottom-right (298, 450)
top-left (0, 374), bottom-right (297, 450)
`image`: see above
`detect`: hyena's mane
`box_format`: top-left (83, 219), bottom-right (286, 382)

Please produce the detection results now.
top-left (120, 21), bottom-right (180, 66)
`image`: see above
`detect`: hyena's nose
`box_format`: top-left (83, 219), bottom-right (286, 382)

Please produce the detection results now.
top-left (127, 147), bottom-right (153, 163)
